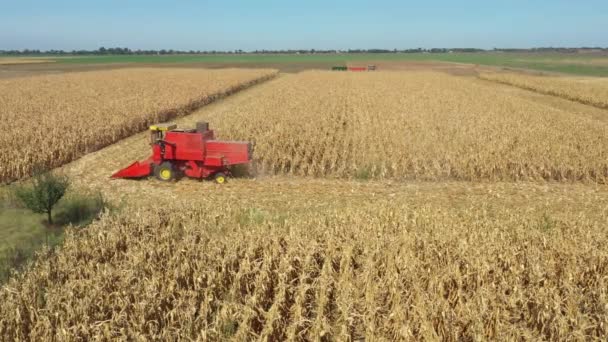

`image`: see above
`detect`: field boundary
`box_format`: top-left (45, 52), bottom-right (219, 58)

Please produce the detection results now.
top-left (478, 75), bottom-right (608, 110)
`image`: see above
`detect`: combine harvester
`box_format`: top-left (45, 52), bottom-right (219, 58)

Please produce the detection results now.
top-left (331, 65), bottom-right (376, 71)
top-left (112, 122), bottom-right (252, 184)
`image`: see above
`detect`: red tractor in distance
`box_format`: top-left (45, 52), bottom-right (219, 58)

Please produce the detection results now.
top-left (111, 122), bottom-right (252, 184)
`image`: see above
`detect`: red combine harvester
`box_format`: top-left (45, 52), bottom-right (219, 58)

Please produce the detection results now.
top-left (348, 66), bottom-right (367, 72)
top-left (111, 122), bottom-right (252, 184)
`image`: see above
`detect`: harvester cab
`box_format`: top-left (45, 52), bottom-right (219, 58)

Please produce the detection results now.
top-left (149, 123), bottom-right (177, 143)
top-left (111, 121), bottom-right (252, 184)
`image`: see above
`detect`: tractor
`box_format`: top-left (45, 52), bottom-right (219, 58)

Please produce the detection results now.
top-left (111, 122), bottom-right (252, 184)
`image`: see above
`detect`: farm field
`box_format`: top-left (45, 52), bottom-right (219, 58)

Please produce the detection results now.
top-left (0, 68), bottom-right (277, 183)
top-left (1, 178), bottom-right (608, 340)
top-left (3, 52), bottom-right (608, 76)
top-left (1, 69), bottom-right (608, 340)
top-left (480, 72), bottom-right (608, 109)
top-left (43, 52), bottom-right (608, 76)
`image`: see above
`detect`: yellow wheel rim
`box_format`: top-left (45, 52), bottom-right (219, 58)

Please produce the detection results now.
top-left (160, 169), bottom-right (171, 180)
top-left (216, 176), bottom-right (225, 184)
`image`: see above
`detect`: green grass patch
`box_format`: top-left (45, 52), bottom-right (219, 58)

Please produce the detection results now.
top-left (54, 192), bottom-right (105, 226)
top-left (0, 208), bottom-right (48, 255)
top-left (0, 208), bottom-right (62, 282)
top-left (0, 189), bottom-right (106, 282)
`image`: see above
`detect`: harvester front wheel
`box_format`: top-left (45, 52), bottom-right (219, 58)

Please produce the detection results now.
top-left (214, 172), bottom-right (227, 184)
top-left (154, 162), bottom-right (176, 182)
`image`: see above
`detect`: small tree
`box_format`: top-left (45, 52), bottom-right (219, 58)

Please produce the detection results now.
top-left (15, 172), bottom-right (70, 225)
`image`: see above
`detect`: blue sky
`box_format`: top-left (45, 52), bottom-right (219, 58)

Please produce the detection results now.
top-left (1, 0), bottom-right (606, 50)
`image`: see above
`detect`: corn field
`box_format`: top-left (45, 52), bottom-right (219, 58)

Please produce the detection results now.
top-left (204, 71), bottom-right (608, 182)
top-left (1, 180), bottom-right (607, 341)
top-left (0, 68), bottom-right (277, 183)
top-left (479, 72), bottom-right (608, 109)
top-left (2, 69), bottom-right (608, 340)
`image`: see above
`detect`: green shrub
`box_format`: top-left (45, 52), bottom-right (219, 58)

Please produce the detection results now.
top-left (55, 192), bottom-right (105, 226)
top-left (15, 171), bottom-right (69, 225)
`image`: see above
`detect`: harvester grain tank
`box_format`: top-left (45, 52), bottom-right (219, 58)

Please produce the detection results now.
top-left (111, 122), bottom-right (252, 183)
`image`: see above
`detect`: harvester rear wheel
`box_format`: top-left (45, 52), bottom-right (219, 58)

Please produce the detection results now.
top-left (154, 162), bottom-right (176, 182)
top-left (214, 172), bottom-right (227, 184)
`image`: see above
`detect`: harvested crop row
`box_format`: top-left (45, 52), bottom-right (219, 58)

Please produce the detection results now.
top-left (204, 71), bottom-right (608, 182)
top-left (479, 72), bottom-right (608, 109)
top-left (1, 191), bottom-right (606, 340)
top-left (0, 68), bottom-right (277, 183)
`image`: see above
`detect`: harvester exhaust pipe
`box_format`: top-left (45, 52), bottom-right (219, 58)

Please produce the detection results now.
top-left (196, 121), bottom-right (209, 133)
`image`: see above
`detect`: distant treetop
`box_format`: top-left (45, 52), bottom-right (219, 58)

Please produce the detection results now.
top-left (0, 47), bottom-right (606, 56)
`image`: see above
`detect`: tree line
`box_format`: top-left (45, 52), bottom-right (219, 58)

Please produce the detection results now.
top-left (0, 47), bottom-right (606, 56)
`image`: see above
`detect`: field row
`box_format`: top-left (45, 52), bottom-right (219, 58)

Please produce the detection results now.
top-left (479, 72), bottom-right (608, 109)
top-left (2, 183), bottom-right (606, 340)
top-left (202, 71), bottom-right (608, 182)
top-left (0, 68), bottom-right (277, 183)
